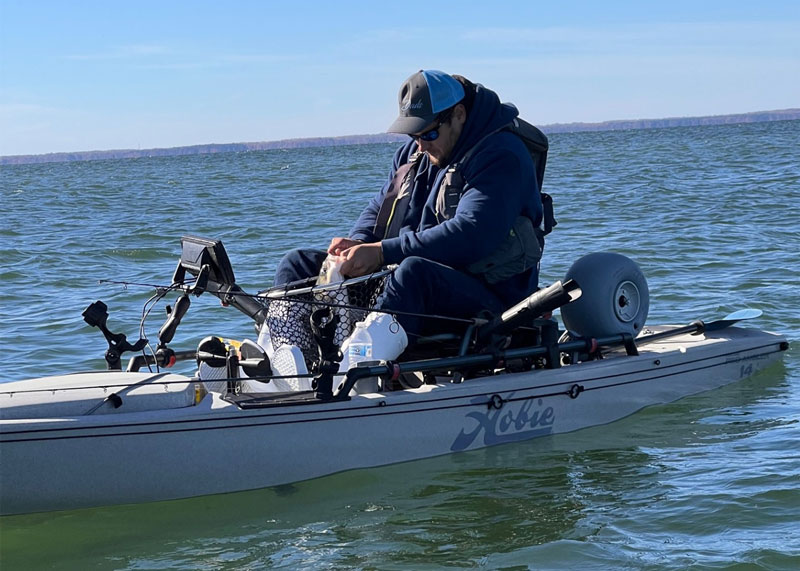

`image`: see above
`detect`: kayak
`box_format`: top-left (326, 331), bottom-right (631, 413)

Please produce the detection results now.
top-left (0, 237), bottom-right (788, 515)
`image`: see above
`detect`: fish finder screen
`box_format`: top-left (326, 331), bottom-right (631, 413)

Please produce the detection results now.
top-left (179, 235), bottom-right (236, 286)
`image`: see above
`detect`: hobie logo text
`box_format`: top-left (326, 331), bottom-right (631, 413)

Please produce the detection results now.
top-left (451, 396), bottom-right (555, 451)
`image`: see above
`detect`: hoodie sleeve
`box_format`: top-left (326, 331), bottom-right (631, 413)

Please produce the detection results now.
top-left (347, 142), bottom-right (415, 243)
top-left (381, 135), bottom-right (530, 267)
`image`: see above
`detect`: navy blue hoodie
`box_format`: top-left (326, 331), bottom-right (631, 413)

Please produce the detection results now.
top-left (350, 84), bottom-right (543, 307)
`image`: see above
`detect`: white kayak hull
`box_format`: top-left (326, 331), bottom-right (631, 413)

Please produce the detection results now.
top-left (0, 326), bottom-right (786, 515)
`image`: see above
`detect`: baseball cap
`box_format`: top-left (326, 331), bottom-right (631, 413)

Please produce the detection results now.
top-left (387, 70), bottom-right (465, 134)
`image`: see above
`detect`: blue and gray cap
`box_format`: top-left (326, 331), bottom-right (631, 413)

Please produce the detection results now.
top-left (387, 70), bottom-right (465, 134)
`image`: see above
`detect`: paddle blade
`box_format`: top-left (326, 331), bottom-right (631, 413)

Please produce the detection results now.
top-left (705, 308), bottom-right (763, 331)
top-left (723, 308), bottom-right (763, 321)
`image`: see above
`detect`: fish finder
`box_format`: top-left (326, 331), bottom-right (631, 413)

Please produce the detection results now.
top-left (172, 235), bottom-right (266, 325)
top-left (178, 235), bottom-right (236, 286)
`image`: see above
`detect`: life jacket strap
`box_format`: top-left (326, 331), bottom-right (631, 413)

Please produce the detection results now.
top-left (373, 152), bottom-right (423, 239)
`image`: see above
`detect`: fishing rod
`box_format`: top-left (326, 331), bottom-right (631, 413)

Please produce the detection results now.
top-left (96, 269), bottom-right (476, 327)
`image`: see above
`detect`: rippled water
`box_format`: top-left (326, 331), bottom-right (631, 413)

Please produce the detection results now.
top-left (1, 120), bottom-right (798, 569)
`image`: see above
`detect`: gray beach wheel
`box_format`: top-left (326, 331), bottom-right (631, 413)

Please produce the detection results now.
top-left (561, 252), bottom-right (649, 338)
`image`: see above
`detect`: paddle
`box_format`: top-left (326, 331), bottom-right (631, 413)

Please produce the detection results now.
top-left (336, 308), bottom-right (766, 397)
top-left (636, 308), bottom-right (763, 345)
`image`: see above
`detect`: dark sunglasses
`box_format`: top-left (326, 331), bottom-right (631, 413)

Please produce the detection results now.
top-left (411, 107), bottom-right (454, 142)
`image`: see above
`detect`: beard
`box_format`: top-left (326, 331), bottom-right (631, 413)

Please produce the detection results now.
top-left (426, 151), bottom-right (444, 167)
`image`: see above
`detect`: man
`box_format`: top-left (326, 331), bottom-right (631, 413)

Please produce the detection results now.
top-left (275, 70), bottom-right (543, 338)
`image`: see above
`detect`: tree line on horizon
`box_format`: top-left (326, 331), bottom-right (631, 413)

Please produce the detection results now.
top-left (2, 109), bottom-right (798, 166)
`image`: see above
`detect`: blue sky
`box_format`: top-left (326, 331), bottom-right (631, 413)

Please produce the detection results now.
top-left (1, 1), bottom-right (798, 156)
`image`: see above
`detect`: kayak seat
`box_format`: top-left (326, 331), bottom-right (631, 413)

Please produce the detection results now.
top-left (405, 332), bottom-right (464, 360)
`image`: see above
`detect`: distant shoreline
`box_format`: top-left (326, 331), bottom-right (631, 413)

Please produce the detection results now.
top-left (2, 108), bottom-right (798, 166)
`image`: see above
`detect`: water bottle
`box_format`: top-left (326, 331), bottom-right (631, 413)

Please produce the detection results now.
top-left (346, 321), bottom-right (373, 367)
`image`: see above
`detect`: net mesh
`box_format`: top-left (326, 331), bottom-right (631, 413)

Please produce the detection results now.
top-left (259, 275), bottom-right (388, 368)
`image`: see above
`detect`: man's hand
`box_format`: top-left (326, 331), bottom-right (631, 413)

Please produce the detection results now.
top-left (340, 242), bottom-right (384, 277)
top-left (327, 237), bottom-right (362, 256)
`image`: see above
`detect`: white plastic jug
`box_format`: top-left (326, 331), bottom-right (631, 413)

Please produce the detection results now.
top-left (338, 312), bottom-right (407, 394)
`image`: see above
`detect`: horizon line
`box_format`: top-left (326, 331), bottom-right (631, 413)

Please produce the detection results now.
top-left (2, 107), bottom-right (798, 164)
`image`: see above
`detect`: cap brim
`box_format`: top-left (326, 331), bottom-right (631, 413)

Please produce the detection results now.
top-left (387, 114), bottom-right (435, 135)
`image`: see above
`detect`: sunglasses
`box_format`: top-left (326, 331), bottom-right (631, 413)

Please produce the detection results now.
top-left (412, 108), bottom-right (454, 142)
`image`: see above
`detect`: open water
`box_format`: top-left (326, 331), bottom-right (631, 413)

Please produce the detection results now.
top-left (0, 120), bottom-right (798, 570)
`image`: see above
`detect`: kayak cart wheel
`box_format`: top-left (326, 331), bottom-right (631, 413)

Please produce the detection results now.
top-left (614, 280), bottom-right (642, 323)
top-left (561, 252), bottom-right (649, 339)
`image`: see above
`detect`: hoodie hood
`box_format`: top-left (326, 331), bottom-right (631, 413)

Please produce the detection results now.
top-left (445, 84), bottom-right (519, 167)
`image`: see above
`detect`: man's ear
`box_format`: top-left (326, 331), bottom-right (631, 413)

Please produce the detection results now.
top-left (453, 103), bottom-right (467, 124)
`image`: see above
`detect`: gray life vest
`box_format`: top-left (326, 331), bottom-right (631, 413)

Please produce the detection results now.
top-left (436, 118), bottom-right (556, 283)
top-left (435, 117), bottom-right (553, 230)
top-left (372, 152), bottom-right (424, 240)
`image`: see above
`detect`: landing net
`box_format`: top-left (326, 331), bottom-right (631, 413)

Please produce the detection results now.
top-left (259, 274), bottom-right (388, 368)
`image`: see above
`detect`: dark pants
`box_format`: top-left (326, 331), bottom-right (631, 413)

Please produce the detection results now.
top-left (274, 248), bottom-right (327, 287)
top-left (378, 256), bottom-right (505, 336)
top-left (274, 249), bottom-right (505, 338)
